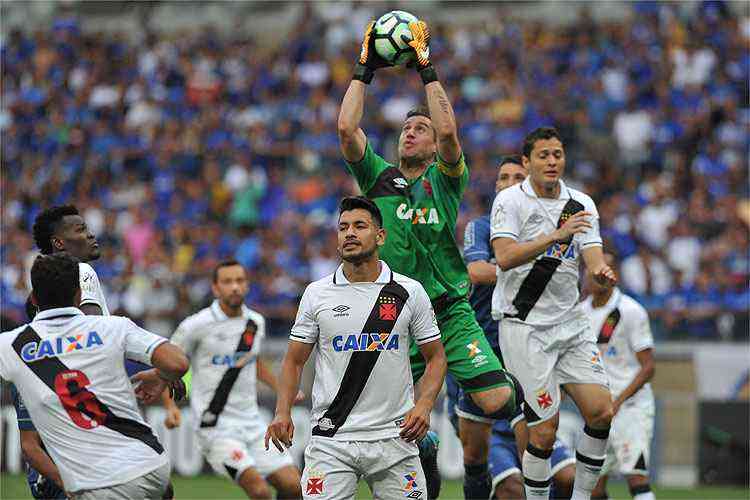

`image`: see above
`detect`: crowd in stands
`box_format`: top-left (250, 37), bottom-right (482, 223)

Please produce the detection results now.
top-left (2, 1), bottom-right (748, 339)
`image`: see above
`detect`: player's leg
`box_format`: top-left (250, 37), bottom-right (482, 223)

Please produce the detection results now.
top-left (203, 437), bottom-right (270, 498)
top-left (550, 439), bottom-right (577, 500)
top-left (612, 405), bottom-right (655, 500)
top-left (364, 438), bottom-right (426, 500)
top-left (488, 430), bottom-right (524, 500)
top-left (559, 322), bottom-right (614, 500)
top-left (251, 433), bottom-right (302, 499)
top-left (499, 318), bottom-right (562, 500)
top-left (301, 437), bottom-right (358, 500)
top-left (440, 303), bottom-right (519, 499)
top-left (591, 475), bottom-right (609, 500)
top-left (237, 469), bottom-right (273, 499)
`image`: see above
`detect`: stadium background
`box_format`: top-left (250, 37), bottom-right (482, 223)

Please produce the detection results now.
top-left (0, 1), bottom-right (748, 498)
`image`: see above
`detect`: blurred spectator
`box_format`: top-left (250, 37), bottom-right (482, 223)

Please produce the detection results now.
top-left (1, 2), bottom-right (747, 340)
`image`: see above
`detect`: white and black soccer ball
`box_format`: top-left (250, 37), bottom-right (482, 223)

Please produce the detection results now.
top-left (372, 10), bottom-right (419, 66)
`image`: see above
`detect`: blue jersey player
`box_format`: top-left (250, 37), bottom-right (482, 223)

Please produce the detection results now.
top-left (449, 156), bottom-right (576, 499)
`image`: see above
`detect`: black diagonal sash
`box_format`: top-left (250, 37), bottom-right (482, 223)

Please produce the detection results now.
top-left (200, 318), bottom-right (258, 428)
top-left (12, 326), bottom-right (163, 454)
top-left (312, 278), bottom-right (409, 437)
top-left (506, 199), bottom-right (585, 322)
top-left (596, 308), bottom-right (621, 344)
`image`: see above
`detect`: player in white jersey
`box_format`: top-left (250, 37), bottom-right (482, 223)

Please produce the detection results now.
top-left (582, 253), bottom-right (656, 500)
top-left (266, 197), bottom-right (447, 499)
top-left (169, 259), bottom-right (302, 499)
top-left (20, 205), bottom-right (179, 500)
top-left (491, 127), bottom-right (617, 500)
top-left (0, 253), bottom-right (189, 498)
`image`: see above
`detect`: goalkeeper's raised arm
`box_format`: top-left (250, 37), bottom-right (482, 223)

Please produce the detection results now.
top-left (408, 20), bottom-right (462, 165)
top-left (338, 21), bottom-right (393, 163)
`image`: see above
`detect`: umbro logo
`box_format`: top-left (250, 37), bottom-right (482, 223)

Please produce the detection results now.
top-left (393, 177), bottom-right (408, 189)
top-left (332, 305), bottom-right (350, 317)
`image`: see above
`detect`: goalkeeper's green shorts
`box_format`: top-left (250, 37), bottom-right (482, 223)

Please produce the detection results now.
top-left (409, 298), bottom-right (510, 394)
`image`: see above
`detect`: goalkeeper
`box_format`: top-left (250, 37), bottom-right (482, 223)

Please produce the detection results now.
top-left (338, 19), bottom-right (520, 499)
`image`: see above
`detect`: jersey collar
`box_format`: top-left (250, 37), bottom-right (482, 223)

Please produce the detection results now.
top-left (33, 307), bottom-right (84, 321)
top-left (333, 260), bottom-right (392, 285)
top-left (520, 177), bottom-right (571, 200)
top-left (210, 300), bottom-right (250, 321)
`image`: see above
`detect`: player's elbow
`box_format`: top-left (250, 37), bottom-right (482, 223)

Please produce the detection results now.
top-left (153, 343), bottom-right (190, 377)
top-left (497, 256), bottom-right (514, 272)
top-left (643, 360), bottom-right (656, 381)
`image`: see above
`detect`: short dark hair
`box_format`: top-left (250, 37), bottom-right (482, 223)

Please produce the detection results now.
top-left (33, 205), bottom-right (80, 254)
top-left (212, 259), bottom-right (244, 283)
top-left (522, 127), bottom-right (563, 158)
top-left (31, 253), bottom-right (80, 309)
top-left (498, 155), bottom-right (523, 168)
top-left (406, 106), bottom-right (431, 121)
top-left (339, 196), bottom-right (383, 228)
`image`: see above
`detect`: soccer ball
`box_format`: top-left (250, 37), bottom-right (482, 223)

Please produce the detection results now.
top-left (373, 10), bottom-right (418, 66)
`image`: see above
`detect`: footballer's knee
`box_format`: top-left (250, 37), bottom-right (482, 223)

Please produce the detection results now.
top-left (585, 400), bottom-right (614, 429)
top-left (528, 417), bottom-right (558, 451)
top-left (470, 385), bottom-right (512, 415)
top-left (494, 474), bottom-right (524, 499)
top-left (238, 469), bottom-right (272, 499)
top-left (268, 466), bottom-right (303, 499)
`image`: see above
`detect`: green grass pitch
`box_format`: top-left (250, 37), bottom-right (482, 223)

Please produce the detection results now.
top-left (1, 474), bottom-right (748, 499)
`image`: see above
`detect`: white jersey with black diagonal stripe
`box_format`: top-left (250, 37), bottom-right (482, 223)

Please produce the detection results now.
top-left (490, 178), bottom-right (602, 327)
top-left (290, 261), bottom-right (440, 441)
top-left (582, 288), bottom-right (655, 409)
top-left (0, 308), bottom-right (168, 492)
top-left (170, 301), bottom-right (266, 434)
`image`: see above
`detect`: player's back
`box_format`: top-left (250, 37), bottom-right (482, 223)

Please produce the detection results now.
top-left (0, 308), bottom-right (168, 493)
top-left (171, 302), bottom-right (265, 433)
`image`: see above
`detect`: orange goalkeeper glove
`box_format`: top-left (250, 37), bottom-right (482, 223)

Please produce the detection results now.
top-left (407, 20), bottom-right (438, 84)
top-left (353, 21), bottom-right (393, 84)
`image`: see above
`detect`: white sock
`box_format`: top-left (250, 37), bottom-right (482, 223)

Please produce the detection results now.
top-left (571, 425), bottom-right (609, 500)
top-left (523, 444), bottom-right (552, 500)
top-left (632, 483), bottom-right (655, 500)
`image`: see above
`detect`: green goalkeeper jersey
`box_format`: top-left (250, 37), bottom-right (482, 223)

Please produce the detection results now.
top-left (345, 143), bottom-right (471, 301)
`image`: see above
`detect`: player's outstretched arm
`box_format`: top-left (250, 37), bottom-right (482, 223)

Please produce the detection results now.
top-left (265, 340), bottom-right (314, 452)
top-left (408, 20), bottom-right (461, 164)
top-left (401, 340), bottom-right (446, 442)
top-left (20, 430), bottom-right (64, 489)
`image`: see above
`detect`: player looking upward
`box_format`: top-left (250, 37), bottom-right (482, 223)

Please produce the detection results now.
top-left (14, 205), bottom-right (177, 500)
top-left (338, 20), bottom-right (519, 499)
top-left (492, 127), bottom-right (617, 500)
